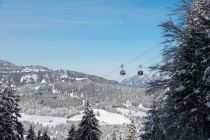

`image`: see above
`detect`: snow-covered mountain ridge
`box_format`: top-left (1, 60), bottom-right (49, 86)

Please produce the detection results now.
top-left (0, 60), bottom-right (118, 86)
top-left (121, 74), bottom-right (159, 88)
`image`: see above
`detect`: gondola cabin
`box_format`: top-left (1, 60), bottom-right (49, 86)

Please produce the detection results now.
top-left (138, 70), bottom-right (143, 76)
top-left (120, 69), bottom-right (126, 76)
top-left (120, 64), bottom-right (126, 76)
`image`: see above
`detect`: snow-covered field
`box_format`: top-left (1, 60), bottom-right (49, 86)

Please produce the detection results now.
top-left (19, 113), bottom-right (67, 127)
top-left (19, 109), bottom-right (131, 127)
top-left (116, 108), bottom-right (147, 117)
top-left (70, 109), bottom-right (131, 125)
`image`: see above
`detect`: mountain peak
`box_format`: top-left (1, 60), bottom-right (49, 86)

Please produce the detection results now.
top-left (121, 74), bottom-right (159, 88)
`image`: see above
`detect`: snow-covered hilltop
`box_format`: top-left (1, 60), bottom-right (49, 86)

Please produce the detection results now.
top-left (0, 60), bottom-right (118, 86)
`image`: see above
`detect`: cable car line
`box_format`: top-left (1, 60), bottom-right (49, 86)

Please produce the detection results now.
top-left (125, 53), bottom-right (161, 77)
top-left (103, 66), bottom-right (121, 78)
top-left (120, 64), bottom-right (126, 76)
top-left (103, 44), bottom-right (162, 78)
top-left (115, 53), bottom-right (161, 81)
top-left (123, 44), bottom-right (161, 66)
top-left (123, 53), bottom-right (160, 77)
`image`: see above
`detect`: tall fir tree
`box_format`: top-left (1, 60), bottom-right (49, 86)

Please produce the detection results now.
top-left (140, 98), bottom-right (165, 140)
top-left (111, 132), bottom-right (117, 140)
top-left (37, 130), bottom-right (42, 140)
top-left (146, 0), bottom-right (210, 139)
top-left (0, 81), bottom-right (24, 140)
top-left (42, 131), bottom-right (51, 140)
top-left (76, 101), bottom-right (102, 140)
top-left (67, 124), bottom-right (76, 140)
top-left (125, 120), bottom-right (138, 140)
top-left (119, 133), bottom-right (123, 140)
top-left (26, 125), bottom-right (37, 140)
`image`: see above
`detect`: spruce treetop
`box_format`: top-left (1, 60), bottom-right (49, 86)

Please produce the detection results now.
top-left (77, 101), bottom-right (102, 140)
top-left (111, 132), bottom-right (117, 140)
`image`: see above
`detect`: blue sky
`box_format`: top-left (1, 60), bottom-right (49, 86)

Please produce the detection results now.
top-left (0, 0), bottom-right (178, 80)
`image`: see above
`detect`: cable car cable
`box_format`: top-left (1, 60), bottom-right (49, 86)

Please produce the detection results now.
top-left (124, 44), bottom-right (162, 66)
top-left (103, 44), bottom-right (162, 78)
top-left (115, 53), bottom-right (161, 81)
top-left (126, 53), bottom-right (161, 77)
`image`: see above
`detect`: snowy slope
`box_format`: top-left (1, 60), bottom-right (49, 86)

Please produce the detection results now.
top-left (70, 109), bottom-right (131, 125)
top-left (19, 113), bottom-right (67, 127)
top-left (19, 109), bottom-right (131, 127)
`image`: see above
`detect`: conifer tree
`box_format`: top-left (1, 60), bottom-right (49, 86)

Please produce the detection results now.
top-left (67, 124), bottom-right (76, 140)
top-left (111, 132), bottom-right (117, 140)
top-left (125, 120), bottom-right (138, 140)
top-left (42, 131), bottom-right (51, 140)
top-left (146, 0), bottom-right (210, 139)
top-left (0, 81), bottom-right (24, 140)
top-left (26, 125), bottom-right (37, 140)
top-left (76, 101), bottom-right (102, 140)
top-left (119, 133), bottom-right (123, 140)
top-left (140, 99), bottom-right (165, 140)
top-left (37, 130), bottom-right (42, 140)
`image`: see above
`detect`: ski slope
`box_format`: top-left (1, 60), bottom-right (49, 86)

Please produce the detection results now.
top-left (19, 109), bottom-right (130, 127)
top-left (69, 109), bottom-right (131, 125)
top-left (19, 113), bottom-right (67, 127)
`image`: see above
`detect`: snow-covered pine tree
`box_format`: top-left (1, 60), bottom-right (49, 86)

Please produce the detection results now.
top-left (119, 133), bottom-right (123, 140)
top-left (76, 101), bottom-right (102, 140)
top-left (26, 125), bottom-right (37, 140)
top-left (191, 0), bottom-right (210, 138)
top-left (0, 81), bottom-right (24, 140)
top-left (37, 130), bottom-right (42, 140)
top-left (67, 124), bottom-right (76, 140)
top-left (111, 132), bottom-right (117, 140)
top-left (147, 0), bottom-right (210, 139)
top-left (42, 131), bottom-right (51, 140)
top-left (125, 120), bottom-right (138, 140)
top-left (140, 98), bottom-right (165, 140)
